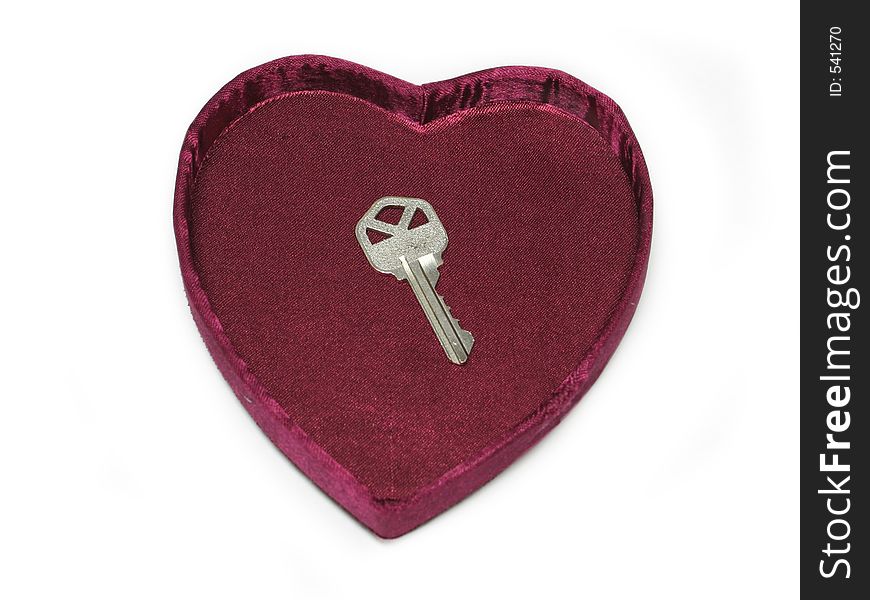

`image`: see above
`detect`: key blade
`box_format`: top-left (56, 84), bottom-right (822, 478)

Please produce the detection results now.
top-left (424, 252), bottom-right (442, 286)
top-left (400, 253), bottom-right (474, 364)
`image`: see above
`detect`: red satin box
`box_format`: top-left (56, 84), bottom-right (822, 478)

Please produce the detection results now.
top-left (173, 55), bottom-right (652, 537)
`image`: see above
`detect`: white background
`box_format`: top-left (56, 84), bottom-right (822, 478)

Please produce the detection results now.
top-left (0, 1), bottom-right (799, 598)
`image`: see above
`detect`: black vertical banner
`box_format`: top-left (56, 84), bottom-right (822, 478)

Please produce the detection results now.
top-left (801, 3), bottom-right (868, 597)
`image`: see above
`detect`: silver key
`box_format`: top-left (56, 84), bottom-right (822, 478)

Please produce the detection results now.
top-left (356, 197), bottom-right (474, 364)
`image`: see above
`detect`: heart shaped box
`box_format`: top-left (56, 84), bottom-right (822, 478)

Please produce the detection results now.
top-left (174, 55), bottom-right (652, 538)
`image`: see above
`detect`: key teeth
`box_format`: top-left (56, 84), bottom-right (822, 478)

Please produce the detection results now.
top-left (439, 294), bottom-right (475, 352)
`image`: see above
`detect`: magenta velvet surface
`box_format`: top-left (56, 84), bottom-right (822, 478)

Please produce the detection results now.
top-left (174, 55), bottom-right (653, 538)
